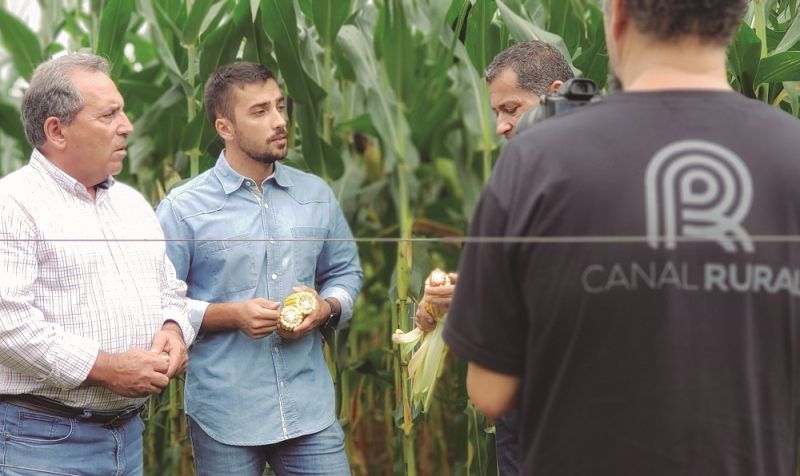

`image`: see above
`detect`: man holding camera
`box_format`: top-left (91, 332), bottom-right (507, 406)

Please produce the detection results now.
top-left (416, 40), bottom-right (572, 475)
top-left (486, 41), bottom-right (574, 140)
top-left (444, 1), bottom-right (800, 475)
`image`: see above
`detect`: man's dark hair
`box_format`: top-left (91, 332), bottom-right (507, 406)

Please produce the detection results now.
top-left (485, 40), bottom-right (574, 95)
top-left (618, 0), bottom-right (748, 44)
top-left (204, 62), bottom-right (275, 125)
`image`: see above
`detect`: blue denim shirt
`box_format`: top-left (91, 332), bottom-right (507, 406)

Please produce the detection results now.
top-left (155, 153), bottom-right (362, 445)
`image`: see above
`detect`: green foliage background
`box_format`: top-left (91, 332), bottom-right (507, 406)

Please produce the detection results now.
top-left (0, 0), bottom-right (799, 474)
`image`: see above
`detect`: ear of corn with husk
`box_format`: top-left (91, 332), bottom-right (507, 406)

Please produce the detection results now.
top-left (392, 269), bottom-right (451, 412)
top-left (279, 291), bottom-right (318, 331)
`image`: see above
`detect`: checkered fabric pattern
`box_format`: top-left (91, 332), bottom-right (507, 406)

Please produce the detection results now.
top-left (0, 150), bottom-right (194, 410)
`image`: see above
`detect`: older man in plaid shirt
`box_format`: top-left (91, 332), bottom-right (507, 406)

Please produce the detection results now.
top-left (0, 53), bottom-right (194, 475)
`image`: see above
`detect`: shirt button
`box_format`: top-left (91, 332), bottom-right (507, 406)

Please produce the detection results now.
top-left (271, 273), bottom-right (278, 280)
top-left (264, 203), bottom-right (269, 209)
top-left (269, 240), bottom-right (275, 244)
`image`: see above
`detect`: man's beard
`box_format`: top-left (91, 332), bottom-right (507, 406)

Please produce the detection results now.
top-left (238, 132), bottom-right (288, 165)
top-left (244, 148), bottom-right (284, 165)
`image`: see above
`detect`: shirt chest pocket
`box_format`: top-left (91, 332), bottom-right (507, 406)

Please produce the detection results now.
top-left (291, 227), bottom-right (327, 286)
top-left (196, 233), bottom-right (259, 297)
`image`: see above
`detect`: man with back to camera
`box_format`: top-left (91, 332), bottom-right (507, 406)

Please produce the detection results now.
top-left (156, 62), bottom-right (363, 475)
top-left (415, 40), bottom-right (573, 475)
top-left (0, 53), bottom-right (194, 475)
top-left (443, 0), bottom-right (800, 475)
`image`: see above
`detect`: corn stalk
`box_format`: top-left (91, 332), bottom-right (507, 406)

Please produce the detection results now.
top-left (1, 1), bottom-right (799, 474)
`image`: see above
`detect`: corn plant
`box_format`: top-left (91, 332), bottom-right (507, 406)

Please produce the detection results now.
top-left (1, 1), bottom-right (799, 475)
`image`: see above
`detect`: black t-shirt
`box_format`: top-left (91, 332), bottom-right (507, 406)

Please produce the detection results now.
top-left (444, 91), bottom-right (800, 476)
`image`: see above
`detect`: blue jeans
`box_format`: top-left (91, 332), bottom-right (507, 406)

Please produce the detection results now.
top-left (495, 410), bottom-right (519, 476)
top-left (0, 402), bottom-right (144, 476)
top-left (187, 416), bottom-right (350, 476)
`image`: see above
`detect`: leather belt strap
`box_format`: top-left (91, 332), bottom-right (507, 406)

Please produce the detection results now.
top-left (0, 394), bottom-right (144, 428)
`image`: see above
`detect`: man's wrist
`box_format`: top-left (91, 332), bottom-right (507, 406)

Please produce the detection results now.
top-left (322, 297), bottom-right (341, 330)
top-left (161, 320), bottom-right (184, 338)
top-left (86, 351), bottom-right (113, 386)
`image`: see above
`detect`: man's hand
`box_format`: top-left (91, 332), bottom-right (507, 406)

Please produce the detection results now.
top-left (415, 273), bottom-right (458, 331)
top-left (276, 286), bottom-right (328, 340)
top-left (86, 350), bottom-right (171, 398)
top-left (234, 298), bottom-right (281, 339)
top-left (150, 321), bottom-right (188, 377)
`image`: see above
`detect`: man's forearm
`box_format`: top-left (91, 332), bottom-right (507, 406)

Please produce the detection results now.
top-left (85, 351), bottom-right (113, 387)
top-left (199, 302), bottom-right (243, 332)
top-left (467, 362), bottom-right (520, 418)
top-left (0, 310), bottom-right (99, 389)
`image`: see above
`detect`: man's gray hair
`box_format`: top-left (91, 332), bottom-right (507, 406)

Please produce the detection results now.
top-left (21, 53), bottom-right (110, 148)
top-left (485, 40), bottom-right (574, 95)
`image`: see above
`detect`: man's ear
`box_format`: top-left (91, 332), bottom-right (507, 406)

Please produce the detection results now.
top-left (609, 0), bottom-right (629, 42)
top-left (43, 116), bottom-right (67, 151)
top-left (215, 117), bottom-right (235, 142)
top-left (548, 80), bottom-right (564, 93)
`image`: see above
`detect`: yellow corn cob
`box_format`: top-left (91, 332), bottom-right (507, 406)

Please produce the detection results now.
top-left (279, 291), bottom-right (318, 331)
top-left (422, 269), bottom-right (451, 318)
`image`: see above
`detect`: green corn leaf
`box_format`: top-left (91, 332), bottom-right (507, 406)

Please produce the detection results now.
top-left (336, 24), bottom-right (418, 170)
top-left (496, 0), bottom-right (574, 66)
top-left (465, 0), bottom-right (501, 74)
top-left (543, 0), bottom-right (580, 54)
top-left (250, 0), bottom-right (261, 24)
top-left (199, 0), bottom-right (249, 80)
top-left (573, 3), bottom-right (608, 88)
top-left (0, 99), bottom-right (31, 157)
top-left (181, 0), bottom-right (221, 46)
top-left (243, 8), bottom-right (279, 72)
top-left (755, 51), bottom-right (800, 84)
top-left (0, 6), bottom-right (43, 79)
top-left (376, 1), bottom-right (416, 105)
top-left (96, 0), bottom-right (134, 77)
top-left (729, 23), bottom-right (763, 97)
top-left (262, 0), bottom-right (342, 178)
top-left (261, 0), bottom-right (326, 105)
top-left (312, 0), bottom-right (350, 48)
top-left (774, 11), bottom-right (800, 54)
top-left (452, 42), bottom-right (495, 156)
top-left (137, 0), bottom-right (191, 95)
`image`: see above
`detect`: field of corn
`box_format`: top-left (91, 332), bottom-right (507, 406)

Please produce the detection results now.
top-left (1, 0), bottom-right (799, 474)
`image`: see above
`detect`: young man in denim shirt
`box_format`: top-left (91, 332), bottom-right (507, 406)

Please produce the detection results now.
top-left (156, 62), bottom-right (362, 476)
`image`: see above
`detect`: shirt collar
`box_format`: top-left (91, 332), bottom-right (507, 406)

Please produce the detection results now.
top-left (29, 149), bottom-right (115, 197)
top-left (272, 161), bottom-right (294, 188)
top-left (214, 152), bottom-right (294, 195)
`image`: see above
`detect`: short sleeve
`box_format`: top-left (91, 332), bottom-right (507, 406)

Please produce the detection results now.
top-left (443, 145), bottom-right (529, 376)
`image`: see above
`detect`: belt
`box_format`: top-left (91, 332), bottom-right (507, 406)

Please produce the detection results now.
top-left (0, 394), bottom-right (144, 428)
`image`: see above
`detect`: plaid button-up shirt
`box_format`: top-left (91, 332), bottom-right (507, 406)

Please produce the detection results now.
top-left (0, 150), bottom-right (194, 411)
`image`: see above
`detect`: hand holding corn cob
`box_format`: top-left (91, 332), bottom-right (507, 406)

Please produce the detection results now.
top-left (279, 290), bottom-right (318, 331)
top-left (231, 298), bottom-right (281, 339)
top-left (276, 286), bottom-right (330, 339)
top-left (392, 269), bottom-right (457, 412)
top-left (415, 270), bottom-right (458, 331)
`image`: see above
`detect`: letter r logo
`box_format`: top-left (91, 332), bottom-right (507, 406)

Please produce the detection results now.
top-left (645, 140), bottom-right (754, 253)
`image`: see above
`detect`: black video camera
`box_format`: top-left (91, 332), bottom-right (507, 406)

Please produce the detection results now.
top-left (515, 78), bottom-right (600, 134)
